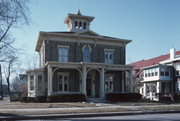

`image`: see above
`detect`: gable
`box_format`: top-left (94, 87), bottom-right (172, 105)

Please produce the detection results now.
top-left (75, 30), bottom-right (101, 37)
top-left (79, 31), bottom-right (98, 36)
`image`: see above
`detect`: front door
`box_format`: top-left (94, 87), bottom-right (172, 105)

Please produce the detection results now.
top-left (86, 79), bottom-right (91, 97)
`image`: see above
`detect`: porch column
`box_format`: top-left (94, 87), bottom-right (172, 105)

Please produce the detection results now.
top-left (82, 65), bottom-right (87, 96)
top-left (100, 68), bottom-right (105, 98)
top-left (157, 81), bottom-right (161, 93)
top-left (129, 69), bottom-right (133, 92)
top-left (121, 71), bottom-right (125, 93)
top-left (48, 66), bottom-right (53, 95)
top-left (143, 83), bottom-right (147, 97)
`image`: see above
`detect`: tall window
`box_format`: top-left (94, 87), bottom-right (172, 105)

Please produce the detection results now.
top-left (58, 46), bottom-right (68, 62)
top-left (38, 75), bottom-right (42, 91)
top-left (83, 45), bottom-right (91, 62)
top-left (30, 75), bottom-right (34, 91)
top-left (105, 75), bottom-right (114, 92)
top-left (104, 49), bottom-right (114, 64)
top-left (58, 73), bottom-right (69, 92)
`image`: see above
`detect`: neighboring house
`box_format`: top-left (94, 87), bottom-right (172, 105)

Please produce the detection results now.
top-left (26, 10), bottom-right (133, 99)
top-left (129, 48), bottom-right (180, 101)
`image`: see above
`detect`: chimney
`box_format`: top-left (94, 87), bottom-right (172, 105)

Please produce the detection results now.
top-left (170, 48), bottom-right (176, 60)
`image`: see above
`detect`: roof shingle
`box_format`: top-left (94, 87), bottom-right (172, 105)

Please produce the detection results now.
top-left (128, 50), bottom-right (180, 70)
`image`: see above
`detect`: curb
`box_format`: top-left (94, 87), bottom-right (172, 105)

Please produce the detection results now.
top-left (0, 110), bottom-right (180, 120)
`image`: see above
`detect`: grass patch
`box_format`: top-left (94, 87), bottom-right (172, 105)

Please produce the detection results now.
top-left (138, 106), bottom-right (180, 111)
top-left (0, 102), bottom-right (100, 109)
top-left (0, 108), bottom-right (133, 116)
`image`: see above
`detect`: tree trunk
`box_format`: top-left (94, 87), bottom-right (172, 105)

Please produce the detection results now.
top-left (0, 65), bottom-right (3, 100)
top-left (6, 77), bottom-right (11, 101)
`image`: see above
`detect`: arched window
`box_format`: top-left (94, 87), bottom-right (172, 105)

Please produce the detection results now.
top-left (75, 21), bottom-right (78, 29)
top-left (83, 22), bottom-right (86, 29)
top-left (79, 21), bottom-right (82, 29)
top-left (83, 45), bottom-right (91, 62)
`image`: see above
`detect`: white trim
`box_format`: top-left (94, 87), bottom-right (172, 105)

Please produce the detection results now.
top-left (82, 45), bottom-right (92, 53)
top-left (57, 45), bottom-right (70, 49)
top-left (104, 49), bottom-right (115, 52)
top-left (35, 32), bottom-right (132, 51)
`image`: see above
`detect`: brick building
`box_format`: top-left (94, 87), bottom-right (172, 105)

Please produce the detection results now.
top-left (27, 11), bottom-right (133, 99)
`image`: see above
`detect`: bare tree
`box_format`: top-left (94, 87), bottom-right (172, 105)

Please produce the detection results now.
top-left (3, 48), bottom-right (18, 100)
top-left (0, 0), bottom-right (30, 61)
top-left (26, 53), bottom-right (39, 70)
top-left (11, 74), bottom-right (27, 95)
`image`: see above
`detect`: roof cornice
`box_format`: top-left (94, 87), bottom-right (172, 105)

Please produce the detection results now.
top-left (35, 31), bottom-right (132, 52)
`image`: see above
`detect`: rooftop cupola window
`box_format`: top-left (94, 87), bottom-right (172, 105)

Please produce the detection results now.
top-left (64, 10), bottom-right (94, 32)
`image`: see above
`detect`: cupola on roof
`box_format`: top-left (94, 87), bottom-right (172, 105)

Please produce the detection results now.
top-left (64, 10), bottom-right (94, 32)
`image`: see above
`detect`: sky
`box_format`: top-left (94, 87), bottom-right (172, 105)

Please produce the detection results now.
top-left (11, 0), bottom-right (180, 68)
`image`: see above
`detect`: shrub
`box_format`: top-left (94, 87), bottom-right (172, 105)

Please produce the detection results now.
top-left (27, 97), bottom-right (38, 102)
top-left (20, 96), bottom-right (47, 103)
top-left (47, 93), bottom-right (86, 102)
top-left (155, 93), bottom-right (174, 102)
top-left (36, 96), bottom-right (47, 103)
top-left (20, 97), bottom-right (28, 102)
top-left (106, 92), bottom-right (142, 102)
top-left (174, 93), bottom-right (180, 101)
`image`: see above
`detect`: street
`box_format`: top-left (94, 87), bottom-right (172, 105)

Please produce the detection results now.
top-left (19, 113), bottom-right (180, 121)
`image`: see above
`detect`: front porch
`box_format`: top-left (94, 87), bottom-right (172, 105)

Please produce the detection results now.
top-left (46, 61), bottom-right (133, 98)
top-left (142, 80), bottom-right (173, 101)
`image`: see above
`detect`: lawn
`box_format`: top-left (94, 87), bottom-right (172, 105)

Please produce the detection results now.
top-left (0, 102), bottom-right (99, 109)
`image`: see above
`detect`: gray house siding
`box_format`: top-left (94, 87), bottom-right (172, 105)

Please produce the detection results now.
top-left (44, 39), bottom-right (125, 64)
top-left (52, 69), bottom-right (80, 92)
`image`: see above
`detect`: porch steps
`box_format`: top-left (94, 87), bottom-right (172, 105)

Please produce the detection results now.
top-left (87, 98), bottom-right (108, 103)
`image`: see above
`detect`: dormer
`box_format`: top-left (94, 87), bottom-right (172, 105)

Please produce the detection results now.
top-left (64, 10), bottom-right (94, 32)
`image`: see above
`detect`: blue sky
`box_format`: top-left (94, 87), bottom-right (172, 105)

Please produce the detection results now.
top-left (11, 0), bottom-right (180, 66)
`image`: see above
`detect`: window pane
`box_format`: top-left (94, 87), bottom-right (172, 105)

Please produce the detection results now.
top-left (30, 75), bottom-right (34, 80)
top-left (64, 84), bottom-right (68, 91)
top-left (63, 49), bottom-right (68, 56)
top-left (64, 76), bottom-right (68, 82)
top-left (38, 75), bottom-right (42, 81)
top-left (160, 71), bottom-right (164, 76)
top-left (59, 84), bottom-right (62, 91)
top-left (63, 56), bottom-right (68, 62)
top-left (165, 72), bottom-right (169, 76)
top-left (58, 48), bottom-right (62, 55)
top-left (30, 80), bottom-right (34, 86)
top-left (38, 75), bottom-right (42, 91)
top-left (59, 75), bottom-right (62, 83)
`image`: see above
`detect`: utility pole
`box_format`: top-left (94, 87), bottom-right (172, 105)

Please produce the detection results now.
top-left (0, 65), bottom-right (3, 100)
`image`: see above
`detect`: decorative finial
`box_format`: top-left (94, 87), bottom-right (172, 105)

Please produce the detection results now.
top-left (77, 9), bottom-right (82, 15)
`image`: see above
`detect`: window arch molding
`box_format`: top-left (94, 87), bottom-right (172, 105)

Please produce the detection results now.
top-left (82, 45), bottom-right (92, 62)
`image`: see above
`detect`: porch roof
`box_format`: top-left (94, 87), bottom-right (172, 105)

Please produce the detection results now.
top-left (45, 61), bottom-right (133, 71)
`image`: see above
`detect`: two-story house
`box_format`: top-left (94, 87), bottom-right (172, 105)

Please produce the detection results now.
top-left (27, 11), bottom-right (133, 99)
top-left (130, 48), bottom-right (180, 101)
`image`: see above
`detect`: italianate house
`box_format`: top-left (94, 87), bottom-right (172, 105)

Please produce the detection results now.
top-left (27, 11), bottom-right (133, 99)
